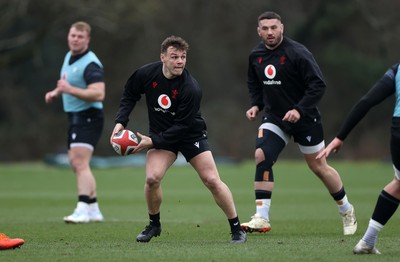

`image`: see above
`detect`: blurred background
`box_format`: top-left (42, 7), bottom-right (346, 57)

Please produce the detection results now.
top-left (1, 0), bottom-right (400, 162)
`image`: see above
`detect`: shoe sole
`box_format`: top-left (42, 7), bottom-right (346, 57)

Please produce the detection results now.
top-left (353, 250), bottom-right (380, 255)
top-left (136, 234), bottom-right (160, 243)
top-left (353, 242), bottom-right (381, 255)
top-left (64, 219), bottom-right (90, 224)
top-left (136, 231), bottom-right (161, 243)
top-left (232, 239), bottom-right (247, 244)
top-left (64, 217), bottom-right (103, 223)
top-left (89, 219), bottom-right (104, 222)
top-left (0, 241), bottom-right (24, 250)
top-left (241, 225), bottom-right (271, 233)
top-left (0, 244), bottom-right (24, 250)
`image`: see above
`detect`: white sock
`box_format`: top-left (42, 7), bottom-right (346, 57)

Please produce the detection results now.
top-left (337, 195), bottom-right (352, 214)
top-left (255, 199), bottom-right (271, 221)
top-left (77, 201), bottom-right (89, 210)
top-left (363, 219), bottom-right (383, 247)
top-left (89, 202), bottom-right (99, 210)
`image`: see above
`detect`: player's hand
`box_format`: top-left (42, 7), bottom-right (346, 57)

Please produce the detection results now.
top-left (44, 89), bottom-right (60, 104)
top-left (246, 106), bottom-right (259, 121)
top-left (110, 123), bottom-right (124, 144)
top-left (132, 132), bottom-right (153, 153)
top-left (316, 137), bottom-right (344, 159)
top-left (56, 78), bottom-right (73, 94)
top-left (282, 109), bottom-right (300, 123)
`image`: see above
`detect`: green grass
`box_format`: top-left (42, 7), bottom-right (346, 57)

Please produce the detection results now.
top-left (1, 160), bottom-right (399, 261)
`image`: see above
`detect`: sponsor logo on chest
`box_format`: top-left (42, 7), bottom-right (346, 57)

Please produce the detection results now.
top-left (263, 64), bottom-right (281, 86)
top-left (154, 94), bottom-right (175, 115)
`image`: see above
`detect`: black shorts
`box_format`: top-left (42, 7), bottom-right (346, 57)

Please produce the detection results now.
top-left (391, 118), bottom-right (400, 177)
top-left (258, 113), bottom-right (325, 154)
top-left (67, 108), bottom-right (104, 150)
top-left (155, 138), bottom-right (210, 162)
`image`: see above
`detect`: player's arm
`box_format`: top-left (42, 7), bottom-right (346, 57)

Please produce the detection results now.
top-left (316, 137), bottom-right (344, 159)
top-left (282, 108), bottom-right (301, 123)
top-left (110, 123), bottom-right (125, 144)
top-left (132, 132), bottom-right (153, 154)
top-left (292, 48), bottom-right (326, 116)
top-left (112, 68), bottom-right (148, 150)
top-left (247, 55), bottom-right (265, 112)
top-left (316, 65), bottom-right (397, 159)
top-left (335, 66), bottom-right (396, 141)
top-left (246, 54), bottom-right (264, 121)
top-left (246, 105), bottom-right (260, 121)
top-left (45, 87), bottom-right (62, 104)
top-left (114, 70), bottom-right (144, 128)
top-left (57, 62), bottom-right (105, 101)
top-left (57, 80), bottom-right (105, 102)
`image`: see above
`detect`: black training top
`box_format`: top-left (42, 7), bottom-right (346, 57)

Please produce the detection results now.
top-left (247, 36), bottom-right (325, 120)
top-left (115, 61), bottom-right (207, 148)
top-left (336, 63), bottom-right (399, 141)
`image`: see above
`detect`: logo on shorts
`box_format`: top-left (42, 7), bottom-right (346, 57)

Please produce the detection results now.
top-left (194, 142), bottom-right (200, 148)
top-left (306, 136), bottom-right (312, 142)
top-left (158, 94), bottom-right (171, 109)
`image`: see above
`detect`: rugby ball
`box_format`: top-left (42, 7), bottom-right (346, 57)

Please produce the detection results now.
top-left (111, 129), bottom-right (139, 156)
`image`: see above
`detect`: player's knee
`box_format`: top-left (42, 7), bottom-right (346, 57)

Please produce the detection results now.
top-left (309, 161), bottom-right (333, 178)
top-left (255, 160), bottom-right (274, 182)
top-left (255, 148), bottom-right (265, 163)
top-left (308, 162), bottom-right (322, 176)
top-left (202, 175), bottom-right (221, 191)
top-left (145, 173), bottom-right (162, 188)
top-left (69, 157), bottom-right (88, 173)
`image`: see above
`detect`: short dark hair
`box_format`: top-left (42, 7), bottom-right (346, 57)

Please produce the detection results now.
top-left (258, 11), bottom-right (281, 22)
top-left (161, 35), bottom-right (189, 54)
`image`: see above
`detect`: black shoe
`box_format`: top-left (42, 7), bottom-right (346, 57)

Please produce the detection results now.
top-left (136, 224), bottom-right (162, 243)
top-left (231, 229), bottom-right (246, 244)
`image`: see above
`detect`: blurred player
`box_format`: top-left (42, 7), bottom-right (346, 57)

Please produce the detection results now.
top-left (317, 62), bottom-right (400, 254)
top-left (45, 21), bottom-right (105, 223)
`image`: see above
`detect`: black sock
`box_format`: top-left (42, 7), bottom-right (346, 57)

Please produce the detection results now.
top-left (330, 187), bottom-right (346, 201)
top-left (228, 216), bottom-right (241, 232)
top-left (255, 190), bottom-right (272, 199)
top-left (88, 197), bottom-right (97, 204)
top-left (149, 213), bottom-right (161, 226)
top-left (371, 190), bottom-right (400, 225)
top-left (78, 195), bottom-right (90, 204)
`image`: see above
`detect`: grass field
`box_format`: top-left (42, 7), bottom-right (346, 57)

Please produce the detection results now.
top-left (1, 159), bottom-right (399, 261)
